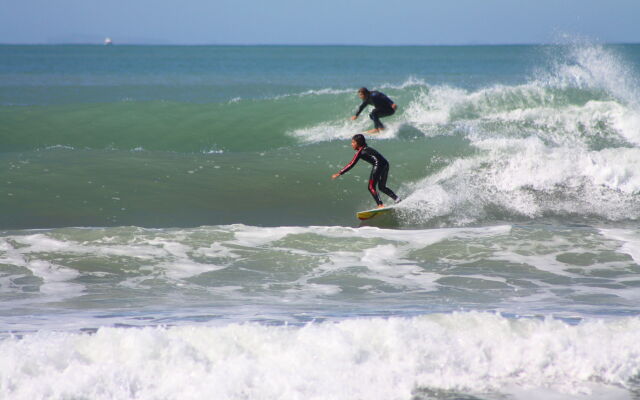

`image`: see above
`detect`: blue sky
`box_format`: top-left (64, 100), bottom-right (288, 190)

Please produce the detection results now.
top-left (2, 0), bottom-right (640, 45)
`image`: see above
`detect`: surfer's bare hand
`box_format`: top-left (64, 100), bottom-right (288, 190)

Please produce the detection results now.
top-left (351, 115), bottom-right (357, 120)
top-left (331, 173), bottom-right (340, 179)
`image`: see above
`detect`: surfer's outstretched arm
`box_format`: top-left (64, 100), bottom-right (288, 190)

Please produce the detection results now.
top-left (334, 147), bottom-right (363, 177)
top-left (352, 101), bottom-right (368, 120)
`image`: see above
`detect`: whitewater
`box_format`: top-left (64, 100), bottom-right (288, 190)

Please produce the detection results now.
top-left (1, 43), bottom-right (640, 399)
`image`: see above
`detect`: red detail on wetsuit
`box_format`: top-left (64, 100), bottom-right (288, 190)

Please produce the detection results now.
top-left (368, 179), bottom-right (378, 196)
top-left (339, 147), bottom-right (363, 175)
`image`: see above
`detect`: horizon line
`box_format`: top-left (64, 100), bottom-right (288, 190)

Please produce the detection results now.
top-left (1, 41), bottom-right (640, 47)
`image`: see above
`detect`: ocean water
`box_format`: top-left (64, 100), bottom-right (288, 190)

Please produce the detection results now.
top-left (2, 43), bottom-right (640, 399)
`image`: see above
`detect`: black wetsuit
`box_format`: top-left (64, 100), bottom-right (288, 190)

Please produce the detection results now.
top-left (355, 91), bottom-right (395, 129)
top-left (339, 146), bottom-right (398, 206)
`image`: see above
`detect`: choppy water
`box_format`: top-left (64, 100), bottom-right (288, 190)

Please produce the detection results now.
top-left (2, 43), bottom-right (640, 399)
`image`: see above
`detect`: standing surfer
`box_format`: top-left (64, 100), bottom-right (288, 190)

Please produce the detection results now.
top-left (332, 134), bottom-right (401, 208)
top-left (351, 87), bottom-right (397, 134)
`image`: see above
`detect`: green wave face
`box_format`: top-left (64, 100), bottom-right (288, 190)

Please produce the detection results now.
top-left (2, 44), bottom-right (640, 228)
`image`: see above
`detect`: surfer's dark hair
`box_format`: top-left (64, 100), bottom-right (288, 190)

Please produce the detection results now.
top-left (352, 134), bottom-right (367, 147)
top-left (358, 87), bottom-right (369, 96)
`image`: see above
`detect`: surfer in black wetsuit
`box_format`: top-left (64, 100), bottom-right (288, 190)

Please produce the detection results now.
top-left (351, 87), bottom-right (397, 134)
top-left (332, 134), bottom-right (401, 208)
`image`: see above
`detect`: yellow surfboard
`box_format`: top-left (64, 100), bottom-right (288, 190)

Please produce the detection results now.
top-left (356, 205), bottom-right (394, 220)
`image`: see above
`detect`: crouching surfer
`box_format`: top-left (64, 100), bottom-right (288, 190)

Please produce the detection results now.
top-left (331, 134), bottom-right (401, 208)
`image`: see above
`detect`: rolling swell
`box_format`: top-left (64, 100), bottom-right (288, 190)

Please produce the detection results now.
top-left (0, 96), bottom-right (337, 153)
top-left (2, 44), bottom-right (640, 229)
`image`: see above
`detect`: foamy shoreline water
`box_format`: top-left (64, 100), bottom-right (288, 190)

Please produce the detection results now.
top-left (2, 313), bottom-right (639, 400)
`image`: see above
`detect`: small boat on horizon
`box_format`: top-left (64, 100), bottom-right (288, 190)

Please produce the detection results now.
top-left (104, 37), bottom-right (113, 46)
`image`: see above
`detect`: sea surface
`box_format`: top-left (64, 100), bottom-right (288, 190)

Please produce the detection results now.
top-left (2, 43), bottom-right (640, 399)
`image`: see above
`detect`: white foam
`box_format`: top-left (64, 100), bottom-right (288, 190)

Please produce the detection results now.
top-left (402, 135), bottom-right (640, 224)
top-left (25, 260), bottom-right (84, 297)
top-left (402, 79), bottom-right (640, 147)
top-left (0, 230), bottom-right (235, 296)
top-left (599, 228), bottom-right (640, 265)
top-left (283, 282), bottom-right (342, 297)
top-left (4, 223), bottom-right (640, 323)
top-left (273, 87), bottom-right (353, 100)
top-left (380, 76), bottom-right (429, 90)
top-left (1, 313), bottom-right (639, 400)
top-left (0, 236), bottom-right (85, 298)
top-left (278, 77), bottom-right (428, 102)
top-left (289, 117), bottom-right (402, 143)
top-left (291, 80), bottom-right (639, 150)
top-left (225, 224), bottom-right (511, 294)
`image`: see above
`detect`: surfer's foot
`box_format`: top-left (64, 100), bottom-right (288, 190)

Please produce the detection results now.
top-left (365, 128), bottom-right (381, 134)
top-left (376, 204), bottom-right (385, 209)
top-left (394, 197), bottom-right (402, 204)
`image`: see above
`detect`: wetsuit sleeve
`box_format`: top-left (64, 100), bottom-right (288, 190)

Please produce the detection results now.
top-left (354, 101), bottom-right (368, 117)
top-left (339, 148), bottom-right (363, 175)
